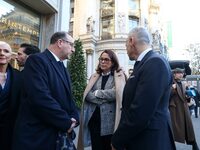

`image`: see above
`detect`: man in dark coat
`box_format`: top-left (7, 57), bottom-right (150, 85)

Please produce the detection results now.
top-left (12, 32), bottom-right (79, 150)
top-left (188, 86), bottom-right (200, 118)
top-left (111, 27), bottom-right (176, 150)
top-left (169, 68), bottom-right (199, 150)
top-left (0, 41), bottom-right (21, 150)
top-left (16, 43), bottom-right (40, 70)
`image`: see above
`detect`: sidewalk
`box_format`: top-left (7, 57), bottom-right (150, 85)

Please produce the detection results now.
top-left (73, 113), bottom-right (200, 150)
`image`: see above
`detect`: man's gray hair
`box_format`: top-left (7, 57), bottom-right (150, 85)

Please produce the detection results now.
top-left (129, 27), bottom-right (152, 45)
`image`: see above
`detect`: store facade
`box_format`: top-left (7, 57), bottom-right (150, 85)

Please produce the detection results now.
top-left (0, 0), bottom-right (70, 57)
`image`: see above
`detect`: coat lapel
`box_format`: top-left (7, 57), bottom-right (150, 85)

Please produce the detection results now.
top-left (176, 82), bottom-right (186, 102)
top-left (83, 73), bottom-right (99, 99)
top-left (44, 50), bottom-right (71, 93)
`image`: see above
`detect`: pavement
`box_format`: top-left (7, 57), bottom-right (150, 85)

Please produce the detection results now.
top-left (175, 112), bottom-right (200, 150)
top-left (74, 111), bottom-right (200, 150)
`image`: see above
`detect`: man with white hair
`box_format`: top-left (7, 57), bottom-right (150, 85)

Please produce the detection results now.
top-left (0, 41), bottom-right (21, 150)
top-left (111, 27), bottom-right (176, 150)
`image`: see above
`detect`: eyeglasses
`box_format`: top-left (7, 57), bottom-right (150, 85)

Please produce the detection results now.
top-left (98, 57), bottom-right (111, 63)
top-left (62, 39), bottom-right (74, 47)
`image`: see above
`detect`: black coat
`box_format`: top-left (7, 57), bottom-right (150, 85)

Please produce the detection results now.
top-left (0, 65), bottom-right (21, 150)
top-left (12, 50), bottom-right (79, 150)
top-left (112, 51), bottom-right (176, 150)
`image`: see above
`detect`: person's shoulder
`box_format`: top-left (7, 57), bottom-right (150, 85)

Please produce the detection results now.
top-left (12, 68), bottom-right (20, 73)
top-left (27, 50), bottom-right (47, 61)
top-left (91, 72), bottom-right (99, 78)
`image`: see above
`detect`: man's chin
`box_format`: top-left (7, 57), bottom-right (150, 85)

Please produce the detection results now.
top-left (129, 57), bottom-right (135, 61)
top-left (17, 64), bottom-right (24, 67)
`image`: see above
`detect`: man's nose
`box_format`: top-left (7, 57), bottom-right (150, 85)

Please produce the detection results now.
top-left (71, 47), bottom-right (75, 53)
top-left (0, 50), bottom-right (4, 55)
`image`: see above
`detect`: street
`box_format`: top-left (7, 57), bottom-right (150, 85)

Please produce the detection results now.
top-left (74, 113), bottom-right (200, 150)
top-left (175, 114), bottom-right (200, 150)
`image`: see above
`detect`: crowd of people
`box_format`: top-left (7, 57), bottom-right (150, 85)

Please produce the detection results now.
top-left (0, 27), bottom-right (199, 150)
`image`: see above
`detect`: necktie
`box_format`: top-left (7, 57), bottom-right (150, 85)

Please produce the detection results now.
top-left (58, 61), bottom-right (71, 88)
top-left (134, 61), bottom-right (140, 69)
top-left (58, 61), bottom-right (67, 77)
top-left (0, 85), bottom-right (2, 93)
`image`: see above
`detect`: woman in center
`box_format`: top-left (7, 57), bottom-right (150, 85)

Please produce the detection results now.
top-left (78, 49), bottom-right (126, 150)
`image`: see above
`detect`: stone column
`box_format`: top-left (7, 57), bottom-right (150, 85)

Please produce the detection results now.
top-left (86, 49), bottom-right (93, 80)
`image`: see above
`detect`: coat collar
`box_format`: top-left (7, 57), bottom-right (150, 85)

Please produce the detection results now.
top-left (44, 49), bottom-right (71, 92)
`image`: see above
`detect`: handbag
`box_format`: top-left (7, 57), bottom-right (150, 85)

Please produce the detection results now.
top-left (56, 130), bottom-right (76, 150)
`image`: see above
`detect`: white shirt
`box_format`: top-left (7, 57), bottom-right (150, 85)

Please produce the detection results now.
top-left (0, 72), bottom-right (7, 89)
top-left (49, 50), bottom-right (60, 62)
top-left (137, 48), bottom-right (152, 61)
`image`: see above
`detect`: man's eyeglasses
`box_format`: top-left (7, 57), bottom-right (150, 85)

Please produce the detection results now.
top-left (62, 39), bottom-right (74, 47)
top-left (98, 57), bottom-right (111, 63)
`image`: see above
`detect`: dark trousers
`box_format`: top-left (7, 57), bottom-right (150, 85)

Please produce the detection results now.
top-left (194, 106), bottom-right (199, 117)
top-left (0, 125), bottom-right (12, 150)
top-left (88, 107), bottom-right (112, 150)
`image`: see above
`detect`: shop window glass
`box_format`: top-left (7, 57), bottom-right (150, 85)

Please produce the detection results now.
top-left (0, 0), bottom-right (40, 53)
top-left (129, 16), bottom-right (139, 31)
top-left (129, 0), bottom-right (139, 10)
top-left (100, 0), bottom-right (115, 40)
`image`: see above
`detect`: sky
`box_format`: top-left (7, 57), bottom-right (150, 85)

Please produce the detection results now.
top-left (160, 0), bottom-right (200, 60)
top-left (0, 1), bottom-right (14, 16)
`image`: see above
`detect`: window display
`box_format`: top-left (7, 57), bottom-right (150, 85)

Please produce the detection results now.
top-left (0, 0), bottom-right (40, 53)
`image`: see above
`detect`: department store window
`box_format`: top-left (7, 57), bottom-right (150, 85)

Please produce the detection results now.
top-left (129, 16), bottom-right (139, 31)
top-left (69, 0), bottom-right (74, 36)
top-left (100, 0), bottom-right (115, 40)
top-left (0, 0), bottom-right (40, 53)
top-left (129, 0), bottom-right (139, 10)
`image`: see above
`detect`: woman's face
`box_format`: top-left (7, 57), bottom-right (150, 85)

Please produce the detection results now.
top-left (99, 52), bottom-right (113, 73)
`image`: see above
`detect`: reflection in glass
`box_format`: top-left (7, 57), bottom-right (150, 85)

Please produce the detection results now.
top-left (0, 0), bottom-right (40, 53)
top-left (100, 0), bottom-right (115, 40)
top-left (129, 0), bottom-right (139, 10)
top-left (129, 16), bottom-right (139, 31)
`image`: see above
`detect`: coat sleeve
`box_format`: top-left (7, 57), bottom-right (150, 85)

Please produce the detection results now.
top-left (112, 57), bottom-right (171, 149)
top-left (23, 55), bottom-right (73, 131)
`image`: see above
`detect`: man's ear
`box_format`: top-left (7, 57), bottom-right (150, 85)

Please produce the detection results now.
top-left (57, 39), bottom-right (62, 48)
top-left (129, 37), bottom-right (135, 47)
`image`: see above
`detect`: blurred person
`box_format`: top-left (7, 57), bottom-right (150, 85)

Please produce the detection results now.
top-left (169, 68), bottom-right (199, 150)
top-left (188, 86), bottom-right (200, 118)
top-left (111, 27), bottom-right (176, 150)
top-left (16, 43), bottom-right (40, 70)
top-left (0, 41), bottom-right (21, 150)
top-left (77, 50), bottom-right (126, 150)
top-left (12, 32), bottom-right (79, 150)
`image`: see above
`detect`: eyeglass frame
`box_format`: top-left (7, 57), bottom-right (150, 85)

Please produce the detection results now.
top-left (61, 39), bottom-right (74, 47)
top-left (98, 57), bottom-right (111, 63)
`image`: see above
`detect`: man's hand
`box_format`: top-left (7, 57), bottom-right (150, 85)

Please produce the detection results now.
top-left (172, 84), bottom-right (176, 89)
top-left (67, 118), bottom-right (77, 133)
top-left (111, 144), bottom-right (116, 150)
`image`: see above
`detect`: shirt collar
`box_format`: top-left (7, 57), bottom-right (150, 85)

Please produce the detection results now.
top-left (137, 48), bottom-right (152, 61)
top-left (48, 50), bottom-right (60, 62)
top-left (101, 71), bottom-right (111, 76)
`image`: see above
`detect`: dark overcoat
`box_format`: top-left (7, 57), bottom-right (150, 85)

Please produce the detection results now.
top-left (112, 51), bottom-right (176, 150)
top-left (12, 49), bottom-right (79, 150)
top-left (0, 65), bottom-right (21, 150)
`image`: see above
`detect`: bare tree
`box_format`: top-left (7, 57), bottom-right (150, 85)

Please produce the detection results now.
top-left (187, 43), bottom-right (200, 74)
